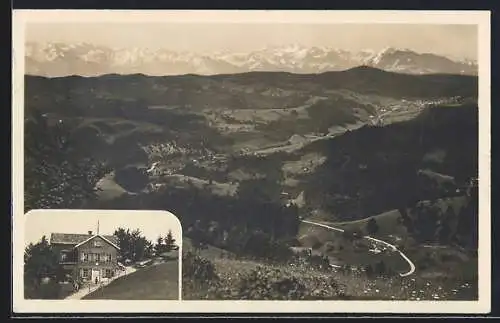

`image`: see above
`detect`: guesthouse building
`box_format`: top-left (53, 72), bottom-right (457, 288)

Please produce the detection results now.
top-left (49, 230), bottom-right (121, 284)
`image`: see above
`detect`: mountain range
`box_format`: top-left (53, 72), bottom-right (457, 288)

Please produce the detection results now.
top-left (25, 42), bottom-right (478, 77)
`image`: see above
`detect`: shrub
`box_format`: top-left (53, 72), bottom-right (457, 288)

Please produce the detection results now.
top-left (182, 252), bottom-right (226, 300)
top-left (182, 253), bottom-right (346, 300)
top-left (236, 266), bottom-right (307, 300)
top-left (182, 251), bottom-right (218, 285)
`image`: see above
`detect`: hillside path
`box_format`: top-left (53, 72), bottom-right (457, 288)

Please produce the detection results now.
top-left (301, 219), bottom-right (416, 277)
top-left (64, 266), bottom-right (137, 300)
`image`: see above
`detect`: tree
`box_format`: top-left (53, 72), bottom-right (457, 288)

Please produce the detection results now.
top-left (24, 109), bottom-right (109, 212)
top-left (24, 236), bottom-right (63, 299)
top-left (342, 228), bottom-right (363, 241)
top-left (237, 178), bottom-right (281, 204)
top-left (114, 227), bottom-right (154, 262)
top-left (155, 236), bottom-right (164, 255)
top-left (437, 207), bottom-right (454, 244)
top-left (114, 228), bottom-right (132, 260)
top-left (144, 240), bottom-right (155, 258)
top-left (398, 206), bottom-right (414, 233)
top-left (187, 220), bottom-right (210, 253)
top-left (164, 230), bottom-right (177, 252)
top-left (374, 261), bottom-right (387, 277)
top-left (365, 265), bottom-right (374, 278)
top-left (133, 237), bottom-right (148, 261)
top-left (366, 218), bottom-right (379, 236)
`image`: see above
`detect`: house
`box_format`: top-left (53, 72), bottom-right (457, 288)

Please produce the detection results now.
top-left (290, 247), bottom-right (313, 256)
top-left (50, 230), bottom-right (120, 284)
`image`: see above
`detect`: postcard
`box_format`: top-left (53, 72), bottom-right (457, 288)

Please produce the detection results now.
top-left (12, 9), bottom-right (491, 314)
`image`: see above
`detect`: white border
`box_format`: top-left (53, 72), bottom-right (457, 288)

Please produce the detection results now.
top-left (12, 10), bottom-right (491, 314)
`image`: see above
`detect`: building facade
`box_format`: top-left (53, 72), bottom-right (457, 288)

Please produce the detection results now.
top-left (50, 231), bottom-right (121, 284)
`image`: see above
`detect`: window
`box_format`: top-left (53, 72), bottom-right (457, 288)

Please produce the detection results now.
top-left (81, 252), bottom-right (88, 262)
top-left (104, 254), bottom-right (112, 263)
top-left (105, 269), bottom-right (113, 278)
top-left (61, 252), bottom-right (67, 262)
top-left (81, 268), bottom-right (90, 279)
top-left (94, 240), bottom-right (102, 247)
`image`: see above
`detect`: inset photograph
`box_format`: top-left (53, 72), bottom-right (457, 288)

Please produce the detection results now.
top-left (22, 209), bottom-right (181, 301)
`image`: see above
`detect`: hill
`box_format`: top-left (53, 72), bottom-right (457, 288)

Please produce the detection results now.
top-left (24, 69), bottom-right (475, 167)
top-left (300, 103), bottom-right (477, 216)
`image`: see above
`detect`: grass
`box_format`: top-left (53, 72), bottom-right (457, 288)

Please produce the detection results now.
top-left (183, 237), bottom-right (235, 259)
top-left (161, 174), bottom-right (238, 197)
top-left (95, 172), bottom-right (129, 201)
top-left (190, 256), bottom-right (477, 300)
top-left (308, 196), bottom-right (469, 243)
top-left (335, 209), bottom-right (408, 237)
top-left (299, 221), bottom-right (409, 273)
top-left (406, 246), bottom-right (476, 282)
top-left (281, 152), bottom-right (328, 177)
top-left (83, 261), bottom-right (179, 300)
top-left (181, 227), bottom-right (477, 301)
top-left (58, 282), bottom-right (77, 299)
top-left (297, 196), bottom-right (474, 278)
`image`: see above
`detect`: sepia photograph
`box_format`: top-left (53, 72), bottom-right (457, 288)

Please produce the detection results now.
top-left (21, 209), bottom-right (181, 303)
top-left (12, 10), bottom-right (490, 313)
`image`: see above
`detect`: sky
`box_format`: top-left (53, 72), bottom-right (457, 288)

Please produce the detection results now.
top-left (24, 210), bottom-right (182, 246)
top-left (25, 23), bottom-right (478, 60)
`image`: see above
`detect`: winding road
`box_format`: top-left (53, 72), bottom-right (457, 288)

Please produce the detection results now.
top-left (301, 219), bottom-right (416, 277)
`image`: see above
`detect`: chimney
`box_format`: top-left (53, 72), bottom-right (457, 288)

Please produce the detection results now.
top-left (88, 231), bottom-right (93, 235)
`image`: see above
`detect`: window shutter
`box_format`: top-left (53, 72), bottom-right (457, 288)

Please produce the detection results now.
top-left (79, 268), bottom-right (83, 277)
top-left (81, 252), bottom-right (85, 261)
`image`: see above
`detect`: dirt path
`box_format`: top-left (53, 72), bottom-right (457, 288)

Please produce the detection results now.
top-left (64, 266), bottom-right (137, 300)
top-left (301, 219), bottom-right (416, 277)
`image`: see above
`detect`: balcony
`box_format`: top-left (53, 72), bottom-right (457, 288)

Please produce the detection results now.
top-left (60, 260), bottom-right (77, 265)
top-left (59, 253), bottom-right (77, 265)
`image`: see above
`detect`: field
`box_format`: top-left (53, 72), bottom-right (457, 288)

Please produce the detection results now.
top-left (95, 172), bottom-right (129, 201)
top-left (183, 250), bottom-right (476, 301)
top-left (83, 261), bottom-right (179, 300)
top-left (298, 221), bottom-right (409, 273)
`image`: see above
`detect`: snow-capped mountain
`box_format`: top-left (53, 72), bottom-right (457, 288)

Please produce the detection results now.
top-left (24, 42), bottom-right (478, 77)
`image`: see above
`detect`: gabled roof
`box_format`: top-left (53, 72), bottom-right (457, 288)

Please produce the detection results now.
top-left (73, 234), bottom-right (120, 250)
top-left (50, 233), bottom-right (119, 249)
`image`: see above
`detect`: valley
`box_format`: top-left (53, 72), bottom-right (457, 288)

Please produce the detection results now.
top-left (24, 67), bottom-right (479, 300)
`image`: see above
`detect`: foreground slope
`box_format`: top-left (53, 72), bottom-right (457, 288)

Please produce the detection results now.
top-left (83, 262), bottom-right (179, 300)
